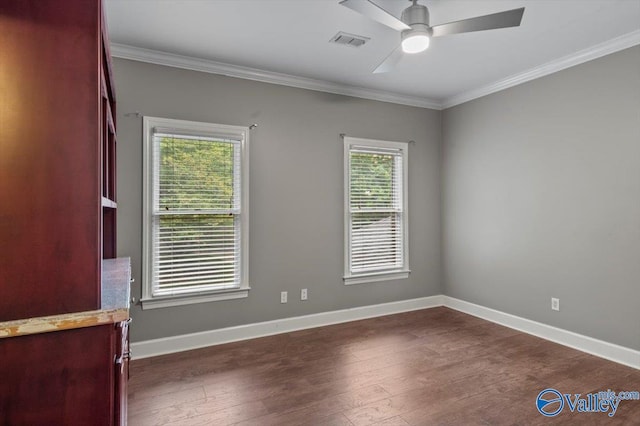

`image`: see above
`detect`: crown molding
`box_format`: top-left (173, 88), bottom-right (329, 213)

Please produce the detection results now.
top-left (442, 29), bottom-right (640, 109)
top-left (112, 29), bottom-right (640, 112)
top-left (110, 43), bottom-right (443, 110)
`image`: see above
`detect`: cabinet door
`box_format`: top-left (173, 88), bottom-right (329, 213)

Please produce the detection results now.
top-left (0, 326), bottom-right (113, 425)
top-left (114, 319), bottom-right (131, 425)
top-left (0, 0), bottom-right (103, 321)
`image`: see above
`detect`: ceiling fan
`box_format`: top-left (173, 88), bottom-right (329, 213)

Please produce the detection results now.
top-left (339, 0), bottom-right (525, 73)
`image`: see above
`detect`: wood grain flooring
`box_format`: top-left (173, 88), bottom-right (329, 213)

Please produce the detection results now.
top-left (128, 307), bottom-right (640, 425)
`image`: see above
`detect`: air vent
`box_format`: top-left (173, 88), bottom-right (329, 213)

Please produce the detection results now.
top-left (329, 31), bottom-right (370, 48)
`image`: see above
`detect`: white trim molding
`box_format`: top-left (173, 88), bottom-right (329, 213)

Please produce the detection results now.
top-left (112, 31), bottom-right (640, 112)
top-left (140, 289), bottom-right (249, 310)
top-left (131, 294), bottom-right (640, 370)
top-left (141, 116), bottom-right (251, 310)
top-left (343, 136), bottom-right (410, 286)
top-left (110, 43), bottom-right (441, 110)
top-left (442, 29), bottom-right (640, 108)
top-left (130, 295), bottom-right (444, 359)
top-left (344, 271), bottom-right (410, 286)
top-left (444, 296), bottom-right (640, 370)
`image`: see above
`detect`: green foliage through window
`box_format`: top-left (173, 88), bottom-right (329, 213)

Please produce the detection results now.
top-left (152, 133), bottom-right (241, 294)
top-left (347, 146), bottom-right (405, 274)
top-left (349, 152), bottom-right (394, 210)
top-left (158, 136), bottom-right (237, 211)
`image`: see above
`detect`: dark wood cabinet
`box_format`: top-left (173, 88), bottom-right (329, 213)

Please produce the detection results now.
top-left (0, 260), bottom-right (131, 426)
top-left (0, 324), bottom-right (119, 425)
top-left (114, 319), bottom-right (131, 425)
top-left (0, 1), bottom-right (129, 424)
top-left (0, 0), bottom-right (117, 321)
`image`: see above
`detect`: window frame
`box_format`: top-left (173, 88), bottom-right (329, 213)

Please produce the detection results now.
top-left (343, 136), bottom-right (410, 285)
top-left (141, 116), bottom-right (250, 309)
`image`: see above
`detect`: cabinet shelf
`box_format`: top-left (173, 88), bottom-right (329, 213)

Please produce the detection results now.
top-left (102, 197), bottom-right (117, 209)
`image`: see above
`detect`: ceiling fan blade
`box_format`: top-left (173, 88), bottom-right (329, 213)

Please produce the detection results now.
top-left (431, 7), bottom-right (525, 37)
top-left (340, 0), bottom-right (410, 31)
top-left (373, 46), bottom-right (403, 74)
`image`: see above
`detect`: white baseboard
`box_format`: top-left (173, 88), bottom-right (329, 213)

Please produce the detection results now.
top-left (443, 296), bottom-right (640, 370)
top-left (131, 294), bottom-right (639, 370)
top-left (131, 295), bottom-right (444, 359)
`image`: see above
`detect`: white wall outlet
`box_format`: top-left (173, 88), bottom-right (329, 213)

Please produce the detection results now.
top-left (280, 291), bottom-right (288, 304)
top-left (551, 297), bottom-right (560, 311)
top-left (301, 288), bottom-right (308, 301)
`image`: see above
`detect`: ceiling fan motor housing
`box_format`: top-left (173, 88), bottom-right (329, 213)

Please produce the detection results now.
top-left (339, 0), bottom-right (526, 72)
top-left (401, 2), bottom-right (432, 40)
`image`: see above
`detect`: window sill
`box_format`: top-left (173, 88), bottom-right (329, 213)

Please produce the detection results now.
top-left (141, 287), bottom-right (250, 310)
top-left (343, 270), bottom-right (410, 285)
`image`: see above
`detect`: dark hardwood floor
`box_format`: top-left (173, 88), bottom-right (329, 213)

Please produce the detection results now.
top-left (128, 307), bottom-right (640, 425)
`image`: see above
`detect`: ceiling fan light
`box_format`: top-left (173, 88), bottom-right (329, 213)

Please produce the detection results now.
top-left (401, 33), bottom-right (430, 54)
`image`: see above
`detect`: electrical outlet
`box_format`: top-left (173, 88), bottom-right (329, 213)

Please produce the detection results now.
top-left (551, 298), bottom-right (560, 311)
top-left (280, 291), bottom-right (288, 304)
top-left (301, 288), bottom-right (308, 301)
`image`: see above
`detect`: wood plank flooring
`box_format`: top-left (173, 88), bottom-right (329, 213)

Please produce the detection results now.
top-left (128, 307), bottom-right (640, 425)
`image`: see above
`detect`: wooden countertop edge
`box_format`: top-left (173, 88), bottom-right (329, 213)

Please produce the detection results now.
top-left (0, 308), bottom-right (129, 339)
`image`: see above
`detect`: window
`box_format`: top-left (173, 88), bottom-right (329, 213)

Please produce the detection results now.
top-left (142, 117), bottom-right (249, 309)
top-left (344, 137), bottom-right (409, 285)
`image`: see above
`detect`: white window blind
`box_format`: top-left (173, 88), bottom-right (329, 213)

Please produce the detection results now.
top-left (344, 138), bottom-right (409, 284)
top-left (142, 117), bottom-right (249, 308)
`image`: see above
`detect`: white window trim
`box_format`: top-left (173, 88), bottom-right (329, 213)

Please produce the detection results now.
top-left (141, 116), bottom-right (250, 309)
top-left (343, 136), bottom-right (410, 285)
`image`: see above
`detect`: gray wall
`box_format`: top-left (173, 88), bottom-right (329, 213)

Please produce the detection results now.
top-left (115, 46), bottom-right (639, 350)
top-left (114, 59), bottom-right (443, 342)
top-left (442, 46), bottom-right (640, 350)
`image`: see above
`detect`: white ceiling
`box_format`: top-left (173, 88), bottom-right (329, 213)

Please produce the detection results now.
top-left (105, 0), bottom-right (640, 107)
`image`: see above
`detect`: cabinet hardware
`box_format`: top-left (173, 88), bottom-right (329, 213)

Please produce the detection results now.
top-left (115, 351), bottom-right (130, 364)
